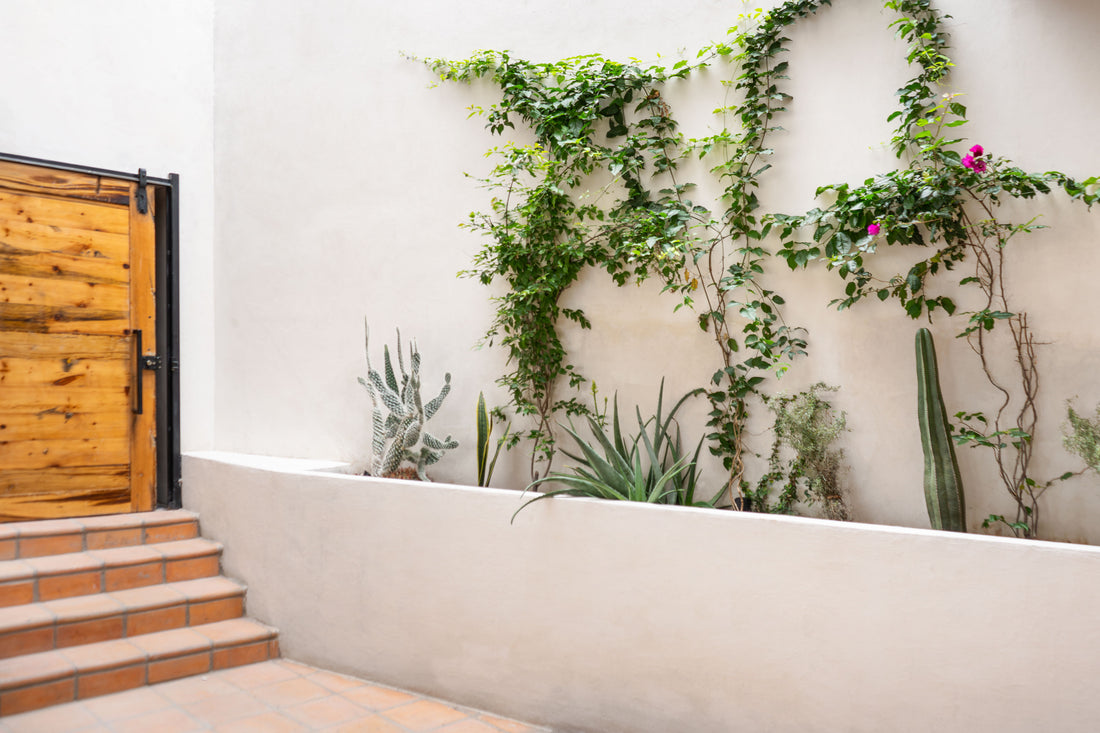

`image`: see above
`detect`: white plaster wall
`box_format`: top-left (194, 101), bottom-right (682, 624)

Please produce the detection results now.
top-left (0, 1), bottom-right (217, 451)
top-left (211, 0), bottom-right (1100, 541)
top-left (185, 453), bottom-right (1100, 733)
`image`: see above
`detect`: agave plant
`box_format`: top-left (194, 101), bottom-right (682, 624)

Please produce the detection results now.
top-left (512, 380), bottom-right (723, 521)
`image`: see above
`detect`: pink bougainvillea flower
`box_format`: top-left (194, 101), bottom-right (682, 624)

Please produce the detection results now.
top-left (970, 144), bottom-right (984, 157)
top-left (867, 223), bottom-right (881, 236)
top-left (972, 158), bottom-right (987, 173)
top-left (962, 154), bottom-right (975, 170)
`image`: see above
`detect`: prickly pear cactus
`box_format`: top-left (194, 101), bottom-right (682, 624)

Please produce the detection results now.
top-left (359, 319), bottom-right (458, 480)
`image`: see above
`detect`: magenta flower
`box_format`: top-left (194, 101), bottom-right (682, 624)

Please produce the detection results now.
top-left (972, 158), bottom-right (987, 173)
top-left (962, 154), bottom-right (975, 169)
top-left (867, 223), bottom-right (881, 236)
top-left (969, 144), bottom-right (984, 157)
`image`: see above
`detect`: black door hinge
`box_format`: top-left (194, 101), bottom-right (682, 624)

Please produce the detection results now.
top-left (136, 168), bottom-right (149, 214)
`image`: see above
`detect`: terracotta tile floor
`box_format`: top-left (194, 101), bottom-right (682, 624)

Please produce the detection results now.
top-left (0, 659), bottom-right (549, 732)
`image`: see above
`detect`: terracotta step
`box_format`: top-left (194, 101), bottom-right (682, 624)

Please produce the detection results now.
top-left (0, 576), bottom-right (246, 658)
top-left (0, 510), bottom-right (198, 561)
top-left (0, 617), bottom-right (279, 716)
top-left (0, 538), bottom-right (223, 607)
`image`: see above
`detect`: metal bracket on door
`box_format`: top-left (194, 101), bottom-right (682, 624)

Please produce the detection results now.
top-left (133, 329), bottom-right (160, 414)
top-left (135, 168), bottom-right (148, 214)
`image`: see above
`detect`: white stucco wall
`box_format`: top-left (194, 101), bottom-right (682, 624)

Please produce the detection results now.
top-left (0, 0), bottom-right (217, 452)
top-left (184, 453), bottom-right (1100, 733)
top-left (0, 0), bottom-right (216, 451)
top-left (209, 0), bottom-right (1100, 543)
top-left (3, 2), bottom-right (1097, 540)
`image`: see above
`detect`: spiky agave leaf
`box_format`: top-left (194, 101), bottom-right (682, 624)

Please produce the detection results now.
top-left (558, 421), bottom-right (635, 497)
top-left (611, 395), bottom-right (627, 457)
top-left (580, 417), bottom-right (638, 484)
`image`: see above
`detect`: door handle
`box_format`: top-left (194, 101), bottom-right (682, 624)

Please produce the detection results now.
top-left (132, 329), bottom-right (162, 415)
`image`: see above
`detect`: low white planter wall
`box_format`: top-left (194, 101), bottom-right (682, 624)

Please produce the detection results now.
top-left (183, 452), bottom-right (1100, 733)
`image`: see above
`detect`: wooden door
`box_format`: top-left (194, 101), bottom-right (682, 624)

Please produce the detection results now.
top-left (0, 160), bottom-right (156, 521)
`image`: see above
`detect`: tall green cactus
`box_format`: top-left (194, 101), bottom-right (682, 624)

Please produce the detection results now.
top-left (915, 327), bottom-right (966, 532)
top-left (359, 320), bottom-right (457, 480)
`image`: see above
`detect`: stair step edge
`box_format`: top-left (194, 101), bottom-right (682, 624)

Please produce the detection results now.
top-left (0, 511), bottom-right (200, 560)
top-left (0, 576), bottom-right (247, 632)
top-left (0, 617), bottom-right (279, 691)
top-left (0, 538), bottom-right (224, 581)
top-left (0, 511), bottom-right (198, 539)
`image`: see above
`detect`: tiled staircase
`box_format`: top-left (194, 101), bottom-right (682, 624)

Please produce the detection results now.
top-left (0, 510), bottom-right (279, 716)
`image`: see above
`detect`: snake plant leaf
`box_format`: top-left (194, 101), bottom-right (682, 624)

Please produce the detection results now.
top-left (484, 421), bottom-right (511, 488)
top-left (477, 392), bottom-right (491, 486)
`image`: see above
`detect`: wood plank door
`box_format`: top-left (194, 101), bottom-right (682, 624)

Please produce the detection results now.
top-left (0, 160), bottom-right (156, 521)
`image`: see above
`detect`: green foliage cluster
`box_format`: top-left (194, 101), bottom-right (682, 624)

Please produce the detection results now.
top-left (773, 0), bottom-right (1099, 538)
top-left (425, 0), bottom-right (1099, 537)
top-left (425, 0), bottom-right (829, 491)
top-left (1064, 404), bottom-right (1100, 475)
top-left (679, 1), bottom-right (827, 499)
top-left (747, 383), bottom-right (847, 520)
top-left (425, 52), bottom-right (699, 480)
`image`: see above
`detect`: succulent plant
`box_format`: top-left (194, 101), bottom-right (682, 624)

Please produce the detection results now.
top-left (916, 327), bottom-right (966, 532)
top-left (359, 320), bottom-right (457, 480)
top-left (512, 380), bottom-right (721, 521)
top-left (476, 392), bottom-right (510, 487)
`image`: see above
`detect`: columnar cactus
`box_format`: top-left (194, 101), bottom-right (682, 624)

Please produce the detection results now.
top-left (359, 320), bottom-right (457, 480)
top-left (916, 327), bottom-right (966, 532)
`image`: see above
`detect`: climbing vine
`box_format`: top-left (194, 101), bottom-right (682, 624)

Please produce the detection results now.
top-left (677, 0), bottom-right (827, 498)
top-left (423, 52), bottom-right (699, 479)
top-left (423, 0), bottom-right (1098, 537)
top-left (774, 0), bottom-right (1100, 537)
top-left (424, 0), bottom-right (828, 489)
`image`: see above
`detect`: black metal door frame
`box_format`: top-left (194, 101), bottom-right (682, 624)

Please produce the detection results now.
top-left (0, 151), bottom-right (183, 508)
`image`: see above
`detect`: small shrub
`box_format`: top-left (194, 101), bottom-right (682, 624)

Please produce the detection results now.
top-left (749, 383), bottom-right (849, 520)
